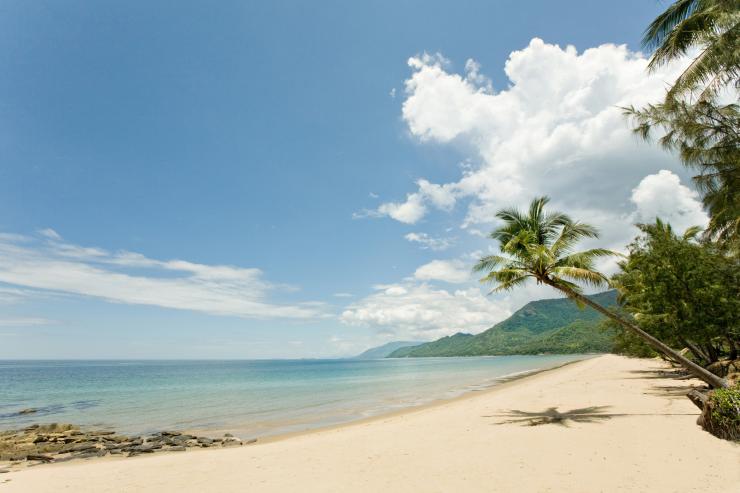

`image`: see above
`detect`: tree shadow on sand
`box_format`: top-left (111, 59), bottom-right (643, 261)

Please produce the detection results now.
top-left (484, 406), bottom-right (615, 427)
top-left (484, 405), bottom-right (700, 427)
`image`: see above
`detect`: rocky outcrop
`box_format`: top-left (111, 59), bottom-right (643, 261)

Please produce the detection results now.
top-left (0, 423), bottom-right (255, 467)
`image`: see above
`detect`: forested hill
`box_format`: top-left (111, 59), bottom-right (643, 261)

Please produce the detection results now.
top-left (388, 291), bottom-right (618, 357)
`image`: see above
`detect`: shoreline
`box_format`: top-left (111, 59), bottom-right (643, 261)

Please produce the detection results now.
top-left (1, 355), bottom-right (595, 469)
top-left (185, 354), bottom-right (597, 445)
top-left (1, 354), bottom-right (592, 442)
top-left (3, 354), bottom-right (738, 492)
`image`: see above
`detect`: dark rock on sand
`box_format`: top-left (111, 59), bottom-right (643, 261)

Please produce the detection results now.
top-left (1, 424), bottom-right (252, 466)
top-left (26, 454), bottom-right (54, 463)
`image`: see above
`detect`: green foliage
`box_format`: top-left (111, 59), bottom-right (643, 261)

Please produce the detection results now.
top-left (470, 197), bottom-right (729, 388)
top-left (706, 384), bottom-right (740, 440)
top-left (624, 99), bottom-right (740, 247)
top-left (390, 333), bottom-right (476, 358)
top-left (642, 0), bottom-right (739, 99)
top-left (388, 291), bottom-right (617, 358)
top-left (612, 220), bottom-right (740, 365)
top-left (601, 318), bottom-right (657, 358)
top-left (473, 196), bottom-right (617, 296)
top-left (629, 1), bottom-right (740, 249)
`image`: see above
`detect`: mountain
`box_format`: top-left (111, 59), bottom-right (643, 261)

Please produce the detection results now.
top-left (389, 291), bottom-right (618, 358)
top-left (354, 341), bottom-right (424, 359)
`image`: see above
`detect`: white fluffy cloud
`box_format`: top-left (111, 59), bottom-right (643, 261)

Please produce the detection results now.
top-left (414, 259), bottom-right (470, 283)
top-left (340, 283), bottom-right (511, 340)
top-left (378, 39), bottom-right (699, 248)
top-left (342, 40), bottom-right (709, 342)
top-left (376, 191), bottom-right (426, 224)
top-left (630, 170), bottom-right (709, 233)
top-left (0, 230), bottom-right (323, 319)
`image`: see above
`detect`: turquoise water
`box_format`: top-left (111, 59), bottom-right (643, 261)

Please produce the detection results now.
top-left (0, 355), bottom-right (589, 438)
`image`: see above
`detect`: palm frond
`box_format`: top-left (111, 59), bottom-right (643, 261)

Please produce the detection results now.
top-left (551, 266), bottom-right (609, 288)
top-left (643, 0), bottom-right (699, 52)
top-left (472, 254), bottom-right (511, 273)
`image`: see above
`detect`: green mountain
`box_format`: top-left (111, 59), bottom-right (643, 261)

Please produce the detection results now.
top-left (389, 291), bottom-right (617, 358)
top-left (354, 341), bottom-right (424, 359)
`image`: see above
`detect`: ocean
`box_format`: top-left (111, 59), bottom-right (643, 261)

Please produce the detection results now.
top-left (0, 355), bottom-right (589, 438)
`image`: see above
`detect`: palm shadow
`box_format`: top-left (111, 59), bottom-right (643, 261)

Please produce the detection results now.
top-left (484, 406), bottom-right (617, 427)
top-left (484, 405), bottom-right (700, 427)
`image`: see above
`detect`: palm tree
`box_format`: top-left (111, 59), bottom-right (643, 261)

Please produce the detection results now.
top-left (643, 0), bottom-right (739, 100)
top-left (474, 197), bottom-right (729, 389)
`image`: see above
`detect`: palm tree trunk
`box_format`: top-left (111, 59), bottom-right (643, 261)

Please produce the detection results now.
top-left (547, 282), bottom-right (729, 389)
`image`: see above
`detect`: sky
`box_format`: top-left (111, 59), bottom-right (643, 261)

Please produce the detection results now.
top-left (0, 1), bottom-right (710, 358)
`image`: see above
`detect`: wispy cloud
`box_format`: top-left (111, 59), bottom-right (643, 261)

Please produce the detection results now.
top-left (0, 230), bottom-right (324, 319)
top-left (0, 317), bottom-right (55, 327)
top-left (404, 232), bottom-right (455, 251)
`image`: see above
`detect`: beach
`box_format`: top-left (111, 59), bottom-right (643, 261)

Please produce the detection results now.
top-left (2, 354), bottom-right (738, 492)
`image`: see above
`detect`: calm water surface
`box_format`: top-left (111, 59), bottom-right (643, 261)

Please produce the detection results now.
top-left (0, 355), bottom-right (590, 437)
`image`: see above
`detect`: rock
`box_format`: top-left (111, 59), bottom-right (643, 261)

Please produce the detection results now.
top-left (90, 430), bottom-right (115, 436)
top-left (244, 438), bottom-right (258, 445)
top-left (18, 408), bottom-right (37, 415)
top-left (167, 446), bottom-right (186, 451)
top-left (223, 433), bottom-right (233, 438)
top-left (161, 431), bottom-right (181, 437)
top-left (68, 443), bottom-right (98, 453)
top-left (26, 454), bottom-right (54, 463)
top-left (0, 469), bottom-right (9, 474)
top-left (74, 452), bottom-right (100, 459)
top-left (196, 437), bottom-right (213, 445)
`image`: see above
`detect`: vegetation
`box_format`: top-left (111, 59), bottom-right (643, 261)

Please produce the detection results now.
top-left (625, 0), bottom-right (740, 248)
top-left (624, 98), bottom-right (740, 246)
top-left (642, 0), bottom-right (739, 100)
top-left (703, 384), bottom-right (740, 440)
top-left (389, 291), bottom-right (617, 358)
top-left (604, 318), bottom-right (659, 359)
top-left (472, 196), bottom-right (729, 389)
top-left (612, 220), bottom-right (740, 365)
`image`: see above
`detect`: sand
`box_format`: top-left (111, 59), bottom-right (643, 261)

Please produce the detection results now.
top-left (2, 354), bottom-right (738, 492)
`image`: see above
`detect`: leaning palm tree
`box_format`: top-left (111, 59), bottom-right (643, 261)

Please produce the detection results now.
top-left (474, 197), bottom-right (729, 389)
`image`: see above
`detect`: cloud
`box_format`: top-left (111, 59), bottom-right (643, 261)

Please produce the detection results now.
top-left (414, 259), bottom-right (470, 283)
top-left (380, 39), bottom-right (697, 251)
top-left (375, 191), bottom-right (427, 224)
top-left (359, 179), bottom-right (457, 224)
top-left (0, 231), bottom-right (324, 319)
top-left (404, 232), bottom-right (455, 251)
top-left (630, 170), bottom-right (709, 233)
top-left (38, 228), bottom-right (62, 240)
top-left (340, 283), bottom-right (510, 340)
top-left (333, 292), bottom-right (354, 298)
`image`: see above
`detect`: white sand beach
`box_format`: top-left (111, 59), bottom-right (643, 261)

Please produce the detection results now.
top-left (3, 354), bottom-right (738, 492)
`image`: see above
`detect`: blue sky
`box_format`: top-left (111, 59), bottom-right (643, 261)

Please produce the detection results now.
top-left (0, 1), bottom-right (706, 358)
